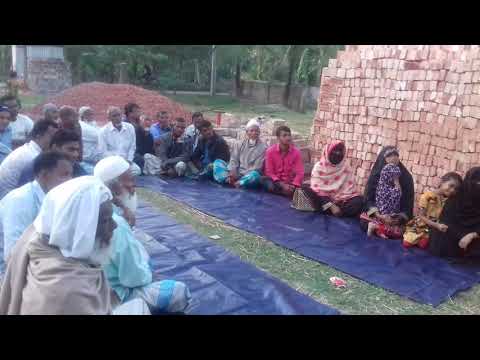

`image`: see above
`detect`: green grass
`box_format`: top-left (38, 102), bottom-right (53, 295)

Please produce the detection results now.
top-left (19, 94), bottom-right (46, 110)
top-left (169, 94), bottom-right (315, 136)
top-left (138, 188), bottom-right (480, 315)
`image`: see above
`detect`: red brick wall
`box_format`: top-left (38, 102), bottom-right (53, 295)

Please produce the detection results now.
top-left (312, 45), bottom-right (480, 200)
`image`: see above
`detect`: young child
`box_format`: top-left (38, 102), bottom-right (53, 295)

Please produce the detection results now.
top-left (403, 172), bottom-right (463, 249)
top-left (362, 163), bottom-right (405, 239)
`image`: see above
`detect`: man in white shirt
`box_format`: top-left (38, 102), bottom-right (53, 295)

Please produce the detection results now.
top-left (0, 119), bottom-right (59, 199)
top-left (0, 151), bottom-right (73, 261)
top-left (0, 95), bottom-right (34, 149)
top-left (98, 106), bottom-right (140, 176)
top-left (79, 106), bottom-right (101, 174)
top-left (79, 106), bottom-right (98, 128)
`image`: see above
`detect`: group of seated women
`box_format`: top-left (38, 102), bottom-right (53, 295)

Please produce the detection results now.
top-left (295, 141), bottom-right (480, 263)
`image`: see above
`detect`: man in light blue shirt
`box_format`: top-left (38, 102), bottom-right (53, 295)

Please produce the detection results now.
top-left (0, 151), bottom-right (73, 261)
top-left (149, 111), bottom-right (171, 142)
top-left (0, 106), bottom-right (12, 164)
top-left (94, 155), bottom-right (192, 313)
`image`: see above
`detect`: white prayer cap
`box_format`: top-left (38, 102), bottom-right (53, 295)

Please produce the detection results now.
top-left (107, 106), bottom-right (121, 116)
top-left (33, 176), bottom-right (112, 260)
top-left (246, 118), bottom-right (260, 130)
top-left (79, 106), bottom-right (92, 118)
top-left (94, 156), bottom-right (130, 183)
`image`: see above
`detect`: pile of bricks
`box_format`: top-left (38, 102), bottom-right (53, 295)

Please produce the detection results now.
top-left (313, 45), bottom-right (480, 200)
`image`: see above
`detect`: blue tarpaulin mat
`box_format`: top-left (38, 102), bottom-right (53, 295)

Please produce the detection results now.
top-left (136, 176), bottom-right (480, 306)
top-left (0, 202), bottom-right (339, 315)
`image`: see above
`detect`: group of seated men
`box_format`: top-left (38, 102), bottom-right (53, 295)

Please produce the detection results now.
top-left (0, 94), bottom-right (305, 314)
top-left (0, 95), bottom-right (305, 198)
top-left (142, 109), bottom-right (305, 198)
top-left (0, 96), bottom-right (199, 314)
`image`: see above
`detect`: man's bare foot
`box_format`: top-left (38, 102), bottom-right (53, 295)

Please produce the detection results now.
top-left (234, 181), bottom-right (242, 189)
top-left (367, 222), bottom-right (377, 237)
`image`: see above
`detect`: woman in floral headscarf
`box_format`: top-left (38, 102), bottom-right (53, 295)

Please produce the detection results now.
top-left (300, 141), bottom-right (364, 217)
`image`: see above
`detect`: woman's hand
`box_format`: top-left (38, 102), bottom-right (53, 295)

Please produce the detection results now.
top-left (330, 204), bottom-right (342, 217)
top-left (436, 223), bottom-right (449, 233)
top-left (459, 232), bottom-right (479, 250)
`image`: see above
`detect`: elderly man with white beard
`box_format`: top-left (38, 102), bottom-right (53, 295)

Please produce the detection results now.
top-left (94, 156), bottom-right (192, 314)
top-left (0, 176), bottom-right (151, 315)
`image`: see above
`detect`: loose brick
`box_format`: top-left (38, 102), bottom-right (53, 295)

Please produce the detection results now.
top-left (461, 117), bottom-right (478, 129)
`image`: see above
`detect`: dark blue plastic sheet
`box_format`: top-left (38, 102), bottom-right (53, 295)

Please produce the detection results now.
top-left (134, 203), bottom-right (339, 314)
top-left (0, 203), bottom-right (339, 315)
top-left (136, 176), bottom-right (480, 306)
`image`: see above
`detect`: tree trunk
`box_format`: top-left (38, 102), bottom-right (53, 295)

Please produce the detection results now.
top-left (210, 45), bottom-right (217, 96)
top-left (283, 53), bottom-right (296, 107)
top-left (234, 60), bottom-right (242, 97)
top-left (194, 59), bottom-right (201, 86)
top-left (283, 45), bottom-right (303, 108)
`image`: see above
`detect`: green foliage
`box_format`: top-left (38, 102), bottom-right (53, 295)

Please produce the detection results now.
top-left (0, 45), bottom-right (12, 81)
top-left (1, 45), bottom-right (344, 92)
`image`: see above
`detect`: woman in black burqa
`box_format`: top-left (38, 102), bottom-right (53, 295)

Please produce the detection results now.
top-left (429, 167), bottom-right (480, 260)
top-left (360, 146), bottom-right (415, 233)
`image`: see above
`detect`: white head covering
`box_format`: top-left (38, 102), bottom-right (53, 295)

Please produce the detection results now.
top-left (94, 156), bottom-right (130, 183)
top-left (107, 106), bottom-right (121, 116)
top-left (246, 118), bottom-right (260, 130)
top-left (79, 106), bottom-right (92, 119)
top-left (33, 176), bottom-right (113, 260)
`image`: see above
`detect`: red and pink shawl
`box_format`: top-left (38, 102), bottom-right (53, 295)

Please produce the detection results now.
top-left (310, 141), bottom-right (360, 202)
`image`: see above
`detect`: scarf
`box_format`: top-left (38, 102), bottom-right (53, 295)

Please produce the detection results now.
top-left (456, 167), bottom-right (480, 227)
top-left (310, 141), bottom-right (360, 202)
top-left (0, 227), bottom-right (116, 315)
top-left (375, 164), bottom-right (402, 215)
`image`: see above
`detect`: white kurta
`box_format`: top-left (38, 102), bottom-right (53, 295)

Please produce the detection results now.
top-left (0, 181), bottom-right (45, 261)
top-left (0, 140), bottom-right (41, 200)
top-left (98, 122), bottom-right (136, 162)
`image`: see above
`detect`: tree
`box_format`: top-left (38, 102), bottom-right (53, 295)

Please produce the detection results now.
top-left (216, 45), bottom-right (253, 96)
top-left (0, 46), bottom-right (12, 77)
top-left (283, 45), bottom-right (304, 106)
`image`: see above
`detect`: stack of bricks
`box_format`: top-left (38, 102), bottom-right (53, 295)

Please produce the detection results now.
top-left (312, 45), bottom-right (480, 201)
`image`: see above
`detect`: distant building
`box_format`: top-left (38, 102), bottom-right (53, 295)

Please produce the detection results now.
top-left (11, 45), bottom-right (72, 95)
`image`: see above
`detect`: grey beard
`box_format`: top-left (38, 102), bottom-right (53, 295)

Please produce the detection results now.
top-left (88, 239), bottom-right (113, 266)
